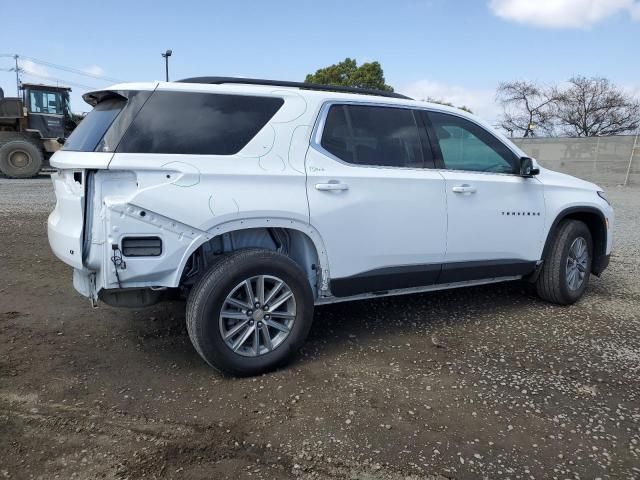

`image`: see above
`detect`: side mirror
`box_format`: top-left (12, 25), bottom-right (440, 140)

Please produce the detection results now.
top-left (519, 157), bottom-right (539, 177)
top-left (56, 137), bottom-right (66, 145)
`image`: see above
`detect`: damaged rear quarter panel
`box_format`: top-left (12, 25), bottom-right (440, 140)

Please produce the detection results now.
top-left (94, 95), bottom-right (316, 290)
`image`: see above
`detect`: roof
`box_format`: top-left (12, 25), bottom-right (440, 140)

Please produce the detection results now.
top-left (20, 82), bottom-right (72, 92)
top-left (176, 76), bottom-right (412, 100)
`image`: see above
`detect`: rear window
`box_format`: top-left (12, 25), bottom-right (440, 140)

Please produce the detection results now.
top-left (63, 98), bottom-right (125, 152)
top-left (116, 91), bottom-right (284, 155)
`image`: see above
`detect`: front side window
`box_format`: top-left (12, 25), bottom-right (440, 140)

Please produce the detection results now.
top-left (116, 91), bottom-right (284, 155)
top-left (320, 104), bottom-right (428, 168)
top-left (427, 112), bottom-right (518, 174)
top-left (29, 91), bottom-right (61, 114)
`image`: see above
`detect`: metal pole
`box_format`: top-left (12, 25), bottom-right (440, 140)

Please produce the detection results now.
top-left (14, 54), bottom-right (20, 96)
top-left (623, 132), bottom-right (639, 187)
top-left (165, 56), bottom-right (169, 82)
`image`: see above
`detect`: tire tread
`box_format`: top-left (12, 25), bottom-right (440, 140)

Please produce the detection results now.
top-left (536, 220), bottom-right (592, 305)
top-left (186, 248), bottom-right (313, 376)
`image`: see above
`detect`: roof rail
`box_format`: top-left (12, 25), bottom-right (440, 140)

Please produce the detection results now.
top-left (176, 76), bottom-right (412, 100)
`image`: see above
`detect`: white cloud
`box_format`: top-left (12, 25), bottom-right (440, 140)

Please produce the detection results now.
top-left (83, 65), bottom-right (105, 77)
top-left (399, 79), bottom-right (501, 124)
top-left (489, 0), bottom-right (640, 28)
top-left (20, 59), bottom-right (50, 78)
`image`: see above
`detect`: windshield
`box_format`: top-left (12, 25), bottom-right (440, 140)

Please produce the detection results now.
top-left (63, 98), bottom-right (126, 152)
top-left (28, 90), bottom-right (65, 115)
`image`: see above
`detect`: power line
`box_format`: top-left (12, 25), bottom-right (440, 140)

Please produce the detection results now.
top-left (0, 53), bottom-right (125, 83)
top-left (20, 71), bottom-right (97, 91)
top-left (19, 55), bottom-right (125, 83)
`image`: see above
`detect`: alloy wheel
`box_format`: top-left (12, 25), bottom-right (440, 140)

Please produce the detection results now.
top-left (566, 236), bottom-right (589, 290)
top-left (219, 275), bottom-right (296, 357)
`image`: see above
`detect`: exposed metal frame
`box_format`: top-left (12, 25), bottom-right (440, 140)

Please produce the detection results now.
top-left (176, 76), bottom-right (412, 100)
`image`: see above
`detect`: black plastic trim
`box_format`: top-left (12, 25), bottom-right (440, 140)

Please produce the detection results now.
top-left (414, 109), bottom-right (437, 169)
top-left (542, 206), bottom-right (608, 275)
top-left (330, 259), bottom-right (537, 297)
top-left (592, 253), bottom-right (610, 276)
top-left (438, 259), bottom-right (536, 284)
top-left (176, 76), bottom-right (412, 100)
top-left (121, 236), bottom-right (163, 257)
top-left (330, 264), bottom-right (441, 297)
top-left (420, 110), bottom-right (445, 169)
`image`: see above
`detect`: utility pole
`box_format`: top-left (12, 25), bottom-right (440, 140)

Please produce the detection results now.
top-left (161, 49), bottom-right (172, 82)
top-left (14, 54), bottom-right (20, 96)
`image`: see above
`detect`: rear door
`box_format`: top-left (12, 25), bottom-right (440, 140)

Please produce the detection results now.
top-left (424, 110), bottom-right (546, 281)
top-left (305, 103), bottom-right (447, 296)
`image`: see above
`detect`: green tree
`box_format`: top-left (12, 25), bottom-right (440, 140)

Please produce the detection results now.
top-left (305, 58), bottom-right (393, 92)
top-left (426, 97), bottom-right (473, 114)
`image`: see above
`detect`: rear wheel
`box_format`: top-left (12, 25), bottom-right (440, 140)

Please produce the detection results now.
top-left (186, 248), bottom-right (314, 376)
top-left (536, 220), bottom-right (592, 305)
top-left (0, 138), bottom-right (43, 178)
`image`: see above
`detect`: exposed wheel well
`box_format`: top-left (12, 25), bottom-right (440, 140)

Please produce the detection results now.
top-left (543, 208), bottom-right (608, 276)
top-left (180, 227), bottom-right (321, 295)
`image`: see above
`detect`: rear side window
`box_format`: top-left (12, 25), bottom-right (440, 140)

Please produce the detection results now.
top-left (320, 104), bottom-right (428, 168)
top-left (63, 98), bottom-right (126, 152)
top-left (116, 91), bottom-right (284, 155)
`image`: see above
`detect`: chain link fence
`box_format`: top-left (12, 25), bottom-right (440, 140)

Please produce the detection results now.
top-left (512, 135), bottom-right (640, 186)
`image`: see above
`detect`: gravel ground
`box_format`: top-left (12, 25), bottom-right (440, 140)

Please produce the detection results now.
top-left (1, 177), bottom-right (639, 480)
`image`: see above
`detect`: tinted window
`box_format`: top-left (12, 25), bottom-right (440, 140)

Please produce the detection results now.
top-left (116, 91), bottom-right (284, 155)
top-left (63, 98), bottom-right (126, 152)
top-left (321, 105), bottom-right (428, 168)
top-left (428, 112), bottom-right (518, 174)
top-left (29, 90), bottom-right (61, 114)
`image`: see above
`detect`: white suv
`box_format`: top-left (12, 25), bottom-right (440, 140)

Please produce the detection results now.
top-left (48, 77), bottom-right (614, 375)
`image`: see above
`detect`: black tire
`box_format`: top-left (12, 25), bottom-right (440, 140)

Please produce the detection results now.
top-left (536, 220), bottom-right (593, 305)
top-left (0, 137), bottom-right (43, 178)
top-left (186, 248), bottom-right (314, 376)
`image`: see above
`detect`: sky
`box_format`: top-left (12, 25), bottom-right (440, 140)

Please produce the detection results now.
top-left (1, 0), bottom-right (639, 124)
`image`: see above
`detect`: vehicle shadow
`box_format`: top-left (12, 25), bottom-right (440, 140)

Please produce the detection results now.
top-left (306, 280), bottom-right (538, 349)
top-left (124, 280), bottom-right (542, 372)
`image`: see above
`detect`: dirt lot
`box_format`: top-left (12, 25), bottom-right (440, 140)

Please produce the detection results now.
top-left (1, 177), bottom-right (639, 480)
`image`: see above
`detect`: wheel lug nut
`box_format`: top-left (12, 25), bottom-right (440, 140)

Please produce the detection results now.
top-left (247, 310), bottom-right (253, 316)
top-left (263, 305), bottom-right (269, 311)
top-left (255, 302), bottom-right (260, 308)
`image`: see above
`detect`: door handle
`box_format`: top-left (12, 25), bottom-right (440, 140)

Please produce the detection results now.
top-left (315, 182), bottom-right (349, 191)
top-left (452, 184), bottom-right (476, 194)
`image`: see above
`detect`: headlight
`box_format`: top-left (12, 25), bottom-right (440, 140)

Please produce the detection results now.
top-left (597, 191), bottom-right (611, 206)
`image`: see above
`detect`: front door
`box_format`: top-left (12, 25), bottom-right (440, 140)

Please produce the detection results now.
top-left (425, 110), bottom-right (546, 282)
top-left (306, 103), bottom-right (447, 296)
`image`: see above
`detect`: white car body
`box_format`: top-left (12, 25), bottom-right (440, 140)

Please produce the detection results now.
top-left (48, 80), bottom-right (614, 308)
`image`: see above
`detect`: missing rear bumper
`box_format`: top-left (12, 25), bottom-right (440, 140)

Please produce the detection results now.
top-left (98, 288), bottom-right (164, 308)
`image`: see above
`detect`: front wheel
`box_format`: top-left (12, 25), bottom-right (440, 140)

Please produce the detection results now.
top-left (536, 220), bottom-right (593, 305)
top-left (186, 249), bottom-right (314, 376)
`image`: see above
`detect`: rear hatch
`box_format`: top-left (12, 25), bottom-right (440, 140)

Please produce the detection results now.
top-left (48, 87), bottom-right (155, 268)
top-left (50, 88), bottom-right (155, 169)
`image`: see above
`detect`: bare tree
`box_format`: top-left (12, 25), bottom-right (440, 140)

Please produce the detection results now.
top-left (496, 81), bottom-right (557, 137)
top-left (424, 98), bottom-right (473, 114)
top-left (554, 76), bottom-right (640, 137)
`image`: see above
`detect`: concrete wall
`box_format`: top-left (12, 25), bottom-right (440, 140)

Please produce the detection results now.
top-left (512, 135), bottom-right (639, 186)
